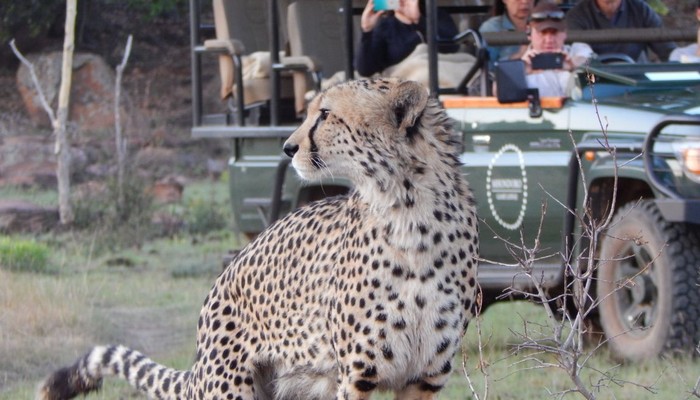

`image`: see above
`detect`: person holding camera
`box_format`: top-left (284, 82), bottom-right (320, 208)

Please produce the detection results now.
top-left (355, 0), bottom-right (459, 77)
top-left (519, 1), bottom-right (594, 97)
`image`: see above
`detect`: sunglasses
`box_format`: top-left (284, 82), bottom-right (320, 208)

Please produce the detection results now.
top-left (529, 10), bottom-right (566, 21)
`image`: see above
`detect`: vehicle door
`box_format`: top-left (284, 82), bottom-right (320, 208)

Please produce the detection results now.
top-left (443, 97), bottom-right (576, 291)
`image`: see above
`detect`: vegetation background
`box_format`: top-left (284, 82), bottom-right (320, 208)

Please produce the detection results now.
top-left (1, 0), bottom-right (700, 399)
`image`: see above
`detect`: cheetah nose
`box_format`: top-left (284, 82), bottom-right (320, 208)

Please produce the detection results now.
top-left (283, 143), bottom-right (299, 158)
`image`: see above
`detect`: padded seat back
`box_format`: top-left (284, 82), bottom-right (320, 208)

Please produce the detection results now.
top-left (287, 0), bottom-right (355, 80)
top-left (210, 0), bottom-right (295, 106)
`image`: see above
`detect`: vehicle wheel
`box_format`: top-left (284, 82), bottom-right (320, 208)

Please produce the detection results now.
top-left (597, 200), bottom-right (700, 361)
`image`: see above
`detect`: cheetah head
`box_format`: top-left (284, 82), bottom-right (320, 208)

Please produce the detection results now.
top-left (283, 78), bottom-right (430, 185)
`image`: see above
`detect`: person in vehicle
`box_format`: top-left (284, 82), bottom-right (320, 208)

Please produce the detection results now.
top-left (520, 0), bottom-right (595, 97)
top-left (479, 0), bottom-right (535, 62)
top-left (669, 0), bottom-right (700, 62)
top-left (566, 0), bottom-right (676, 61)
top-left (354, 0), bottom-right (459, 77)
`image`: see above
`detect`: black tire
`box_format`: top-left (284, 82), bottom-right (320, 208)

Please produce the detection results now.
top-left (597, 200), bottom-right (700, 361)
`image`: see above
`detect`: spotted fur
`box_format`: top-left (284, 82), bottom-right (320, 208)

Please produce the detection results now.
top-left (37, 78), bottom-right (479, 400)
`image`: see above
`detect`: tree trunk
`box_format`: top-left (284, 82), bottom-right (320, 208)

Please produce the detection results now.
top-left (115, 35), bottom-right (133, 214)
top-left (55, 0), bottom-right (78, 224)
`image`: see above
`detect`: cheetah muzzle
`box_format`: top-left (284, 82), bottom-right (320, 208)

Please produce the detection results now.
top-left (38, 78), bottom-right (480, 400)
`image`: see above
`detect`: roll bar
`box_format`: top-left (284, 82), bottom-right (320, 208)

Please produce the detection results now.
top-left (481, 27), bottom-right (698, 46)
top-left (191, 0), bottom-right (698, 131)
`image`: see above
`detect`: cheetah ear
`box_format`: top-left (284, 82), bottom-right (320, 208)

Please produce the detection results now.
top-left (391, 80), bottom-right (429, 136)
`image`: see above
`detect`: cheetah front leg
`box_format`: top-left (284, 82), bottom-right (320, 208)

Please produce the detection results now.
top-left (335, 372), bottom-right (378, 400)
top-left (393, 384), bottom-right (441, 400)
top-left (393, 362), bottom-right (453, 400)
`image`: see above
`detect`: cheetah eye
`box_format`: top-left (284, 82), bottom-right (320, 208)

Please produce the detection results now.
top-left (319, 108), bottom-right (330, 119)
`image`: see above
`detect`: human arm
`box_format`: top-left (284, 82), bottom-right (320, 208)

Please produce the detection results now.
top-left (355, 0), bottom-right (390, 76)
top-left (568, 42), bottom-right (595, 68)
top-left (360, 0), bottom-right (386, 32)
top-left (355, 30), bottom-right (391, 77)
top-left (565, 1), bottom-right (594, 30)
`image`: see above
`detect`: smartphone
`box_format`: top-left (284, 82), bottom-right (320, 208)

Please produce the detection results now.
top-left (531, 52), bottom-right (564, 70)
top-left (374, 0), bottom-right (399, 11)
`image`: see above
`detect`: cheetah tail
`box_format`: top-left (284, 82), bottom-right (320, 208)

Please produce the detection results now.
top-left (36, 344), bottom-right (191, 400)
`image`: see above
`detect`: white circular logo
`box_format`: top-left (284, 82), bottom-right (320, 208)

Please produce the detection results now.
top-left (486, 144), bottom-right (528, 231)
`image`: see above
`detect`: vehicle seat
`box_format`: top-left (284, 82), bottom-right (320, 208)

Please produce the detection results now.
top-left (286, 0), bottom-right (360, 113)
top-left (205, 0), bottom-right (296, 122)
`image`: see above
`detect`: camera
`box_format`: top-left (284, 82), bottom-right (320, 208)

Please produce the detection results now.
top-left (531, 52), bottom-right (564, 70)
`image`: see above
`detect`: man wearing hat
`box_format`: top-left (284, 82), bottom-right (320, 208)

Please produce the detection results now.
top-left (518, 0), bottom-right (594, 97)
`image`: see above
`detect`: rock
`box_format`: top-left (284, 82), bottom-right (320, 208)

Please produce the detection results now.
top-left (0, 200), bottom-right (59, 234)
top-left (149, 175), bottom-right (186, 204)
top-left (133, 147), bottom-right (179, 179)
top-left (0, 160), bottom-right (57, 189)
top-left (0, 135), bottom-right (88, 189)
top-left (15, 52), bottom-right (134, 136)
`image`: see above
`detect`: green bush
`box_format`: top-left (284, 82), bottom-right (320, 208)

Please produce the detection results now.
top-left (0, 236), bottom-right (50, 273)
top-left (71, 173), bottom-right (156, 251)
top-left (0, 0), bottom-right (64, 43)
top-left (184, 197), bottom-right (229, 235)
top-left (120, 0), bottom-right (188, 19)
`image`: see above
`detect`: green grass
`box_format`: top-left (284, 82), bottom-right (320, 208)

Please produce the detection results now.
top-left (0, 236), bottom-right (51, 272)
top-left (3, 183), bottom-right (700, 399)
top-left (0, 215), bottom-right (231, 398)
top-left (4, 278), bottom-right (700, 400)
top-left (455, 302), bottom-right (700, 399)
top-left (0, 186), bottom-right (57, 207)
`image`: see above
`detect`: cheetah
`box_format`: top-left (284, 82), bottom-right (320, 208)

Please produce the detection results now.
top-left (38, 78), bottom-right (479, 400)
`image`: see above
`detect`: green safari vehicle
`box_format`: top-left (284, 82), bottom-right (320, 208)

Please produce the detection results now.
top-left (189, 0), bottom-right (700, 361)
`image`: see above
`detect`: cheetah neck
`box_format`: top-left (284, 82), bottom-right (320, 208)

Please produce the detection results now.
top-left (353, 162), bottom-right (472, 251)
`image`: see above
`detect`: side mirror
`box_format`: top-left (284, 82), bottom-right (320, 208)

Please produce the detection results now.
top-left (495, 60), bottom-right (528, 103)
top-left (495, 60), bottom-right (542, 118)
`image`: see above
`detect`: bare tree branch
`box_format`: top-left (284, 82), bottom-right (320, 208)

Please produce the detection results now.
top-left (8, 39), bottom-right (56, 123)
top-left (9, 0), bottom-right (77, 224)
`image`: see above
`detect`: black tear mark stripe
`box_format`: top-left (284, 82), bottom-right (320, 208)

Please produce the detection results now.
top-left (309, 110), bottom-right (326, 169)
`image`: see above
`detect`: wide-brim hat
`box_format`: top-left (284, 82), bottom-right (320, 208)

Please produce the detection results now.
top-left (529, 0), bottom-right (566, 32)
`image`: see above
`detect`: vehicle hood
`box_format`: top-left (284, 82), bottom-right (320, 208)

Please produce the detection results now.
top-left (595, 86), bottom-right (700, 115)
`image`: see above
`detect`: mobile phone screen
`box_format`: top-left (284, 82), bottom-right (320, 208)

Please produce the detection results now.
top-left (374, 0), bottom-right (399, 11)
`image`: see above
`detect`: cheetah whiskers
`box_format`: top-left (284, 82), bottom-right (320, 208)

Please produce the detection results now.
top-left (313, 154), bottom-right (338, 188)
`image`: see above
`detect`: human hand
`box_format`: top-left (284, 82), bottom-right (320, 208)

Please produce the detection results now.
top-left (361, 0), bottom-right (385, 32)
top-left (520, 45), bottom-right (540, 73)
top-left (522, 47), bottom-right (570, 72)
top-left (561, 51), bottom-right (575, 71)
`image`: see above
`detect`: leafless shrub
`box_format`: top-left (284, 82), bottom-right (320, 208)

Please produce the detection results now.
top-left (465, 70), bottom-right (671, 399)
